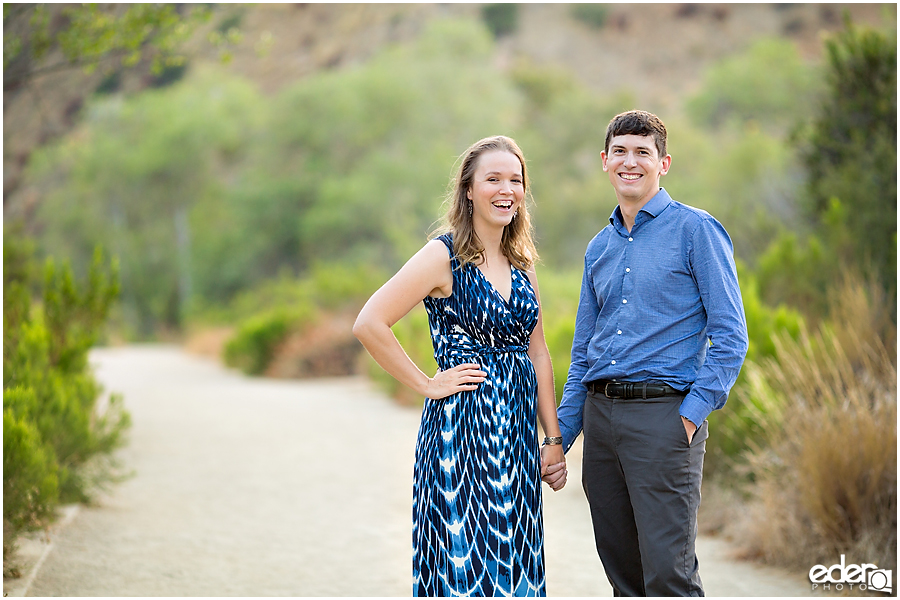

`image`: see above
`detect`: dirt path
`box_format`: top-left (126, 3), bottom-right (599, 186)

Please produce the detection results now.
top-left (6, 345), bottom-right (815, 596)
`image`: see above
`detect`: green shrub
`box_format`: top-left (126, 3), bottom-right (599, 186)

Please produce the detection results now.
top-left (3, 230), bottom-right (129, 559)
top-left (217, 261), bottom-right (387, 377)
top-left (797, 20), bottom-right (896, 294)
top-left (3, 405), bottom-right (59, 535)
top-left (705, 264), bottom-right (805, 473)
top-left (569, 4), bottom-right (609, 29)
top-left (481, 4), bottom-right (519, 38)
top-left (734, 276), bottom-right (896, 573)
top-left (223, 306), bottom-right (314, 375)
top-left (685, 37), bottom-right (822, 131)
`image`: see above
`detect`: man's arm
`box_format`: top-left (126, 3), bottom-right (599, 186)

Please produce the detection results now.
top-left (679, 217), bottom-right (749, 427)
top-left (557, 252), bottom-right (601, 453)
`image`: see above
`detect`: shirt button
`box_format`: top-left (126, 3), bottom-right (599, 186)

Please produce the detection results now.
top-left (626, 268), bottom-right (631, 273)
top-left (611, 360), bottom-right (616, 365)
top-left (622, 299), bottom-right (627, 304)
top-left (628, 237), bottom-right (633, 242)
top-left (617, 330), bottom-right (622, 335)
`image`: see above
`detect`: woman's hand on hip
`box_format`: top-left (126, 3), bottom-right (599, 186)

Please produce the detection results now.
top-left (423, 363), bottom-right (486, 399)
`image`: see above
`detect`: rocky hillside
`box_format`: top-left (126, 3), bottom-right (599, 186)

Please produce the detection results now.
top-left (4, 3), bottom-right (893, 219)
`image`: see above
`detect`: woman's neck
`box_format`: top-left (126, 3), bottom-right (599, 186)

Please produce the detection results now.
top-left (473, 223), bottom-right (505, 266)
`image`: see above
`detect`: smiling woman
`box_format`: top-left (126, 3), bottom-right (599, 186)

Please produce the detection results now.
top-left (353, 135), bottom-right (567, 596)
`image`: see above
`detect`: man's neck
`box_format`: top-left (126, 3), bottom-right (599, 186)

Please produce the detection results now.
top-left (617, 188), bottom-right (660, 233)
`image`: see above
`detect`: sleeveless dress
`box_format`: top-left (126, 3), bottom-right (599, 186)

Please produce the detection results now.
top-left (413, 233), bottom-right (546, 597)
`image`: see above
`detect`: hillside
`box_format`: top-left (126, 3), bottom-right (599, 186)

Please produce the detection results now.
top-left (3, 3), bottom-right (894, 219)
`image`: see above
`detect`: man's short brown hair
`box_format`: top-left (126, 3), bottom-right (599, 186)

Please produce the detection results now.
top-left (604, 110), bottom-right (667, 158)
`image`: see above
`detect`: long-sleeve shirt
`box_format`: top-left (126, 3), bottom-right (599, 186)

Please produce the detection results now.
top-left (557, 188), bottom-right (749, 452)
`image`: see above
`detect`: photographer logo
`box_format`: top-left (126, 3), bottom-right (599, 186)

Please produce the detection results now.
top-left (809, 555), bottom-right (892, 593)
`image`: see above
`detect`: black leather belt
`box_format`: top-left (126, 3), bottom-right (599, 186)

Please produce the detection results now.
top-left (587, 380), bottom-right (686, 399)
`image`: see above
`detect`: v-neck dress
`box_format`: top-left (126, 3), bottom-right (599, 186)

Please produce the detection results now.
top-left (413, 233), bottom-right (545, 596)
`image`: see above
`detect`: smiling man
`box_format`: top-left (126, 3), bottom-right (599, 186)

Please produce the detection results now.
top-left (551, 110), bottom-right (749, 596)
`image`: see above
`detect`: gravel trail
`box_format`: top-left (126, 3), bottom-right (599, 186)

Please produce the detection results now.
top-left (8, 345), bottom-right (815, 596)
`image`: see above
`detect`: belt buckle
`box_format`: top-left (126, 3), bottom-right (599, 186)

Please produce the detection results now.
top-left (604, 382), bottom-right (619, 398)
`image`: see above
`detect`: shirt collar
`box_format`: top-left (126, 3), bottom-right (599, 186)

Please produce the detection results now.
top-left (608, 187), bottom-right (674, 227)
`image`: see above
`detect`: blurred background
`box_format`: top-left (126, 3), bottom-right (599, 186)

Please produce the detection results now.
top-left (4, 2), bottom-right (896, 585)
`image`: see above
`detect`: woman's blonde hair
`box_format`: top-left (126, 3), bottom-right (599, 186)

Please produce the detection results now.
top-left (431, 135), bottom-right (539, 271)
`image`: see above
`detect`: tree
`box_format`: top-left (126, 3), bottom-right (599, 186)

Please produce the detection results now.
top-left (3, 4), bottom-right (242, 212)
top-left (3, 4), bottom-right (212, 93)
top-left (797, 18), bottom-right (897, 295)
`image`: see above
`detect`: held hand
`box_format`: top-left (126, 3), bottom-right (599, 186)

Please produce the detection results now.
top-left (682, 416), bottom-right (697, 444)
top-left (424, 363), bottom-right (487, 399)
top-left (540, 444), bottom-right (567, 491)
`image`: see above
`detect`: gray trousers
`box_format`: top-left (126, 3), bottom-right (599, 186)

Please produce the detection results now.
top-left (582, 389), bottom-right (708, 597)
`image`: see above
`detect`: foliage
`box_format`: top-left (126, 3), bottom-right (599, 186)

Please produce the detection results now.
top-left (796, 20), bottom-right (897, 295)
top-left (28, 16), bottom-right (846, 339)
top-left (569, 4), bottom-right (609, 29)
top-left (218, 262), bottom-right (388, 376)
top-left (481, 4), bottom-right (520, 38)
top-left (30, 19), bottom-right (528, 337)
top-left (754, 230), bottom-right (835, 321)
top-left (31, 68), bottom-right (265, 335)
top-left (3, 4), bottom-right (214, 91)
top-left (704, 264), bottom-right (805, 472)
top-left (224, 308), bottom-right (313, 376)
top-left (3, 400), bottom-right (59, 550)
top-left (3, 227), bottom-right (130, 559)
top-left (734, 275), bottom-right (896, 572)
top-left (686, 38), bottom-right (823, 131)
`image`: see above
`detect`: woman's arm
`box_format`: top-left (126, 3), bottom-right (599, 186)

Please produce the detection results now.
top-left (525, 267), bottom-right (567, 491)
top-left (353, 239), bottom-right (486, 400)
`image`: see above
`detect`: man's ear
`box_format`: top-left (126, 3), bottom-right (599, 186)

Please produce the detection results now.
top-left (659, 154), bottom-right (672, 176)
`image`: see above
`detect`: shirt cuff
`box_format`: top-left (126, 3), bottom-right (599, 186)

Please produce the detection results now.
top-left (679, 395), bottom-right (712, 428)
top-left (559, 422), bottom-right (578, 454)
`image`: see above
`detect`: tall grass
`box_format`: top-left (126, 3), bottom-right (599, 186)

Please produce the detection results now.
top-left (733, 275), bottom-right (896, 575)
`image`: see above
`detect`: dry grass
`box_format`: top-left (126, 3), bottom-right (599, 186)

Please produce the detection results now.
top-left (726, 275), bottom-right (896, 578)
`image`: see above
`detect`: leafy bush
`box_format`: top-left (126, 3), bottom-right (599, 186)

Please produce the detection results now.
top-left (223, 307), bottom-right (313, 376)
top-left (704, 264), bottom-right (805, 472)
top-left (481, 4), bottom-right (519, 38)
top-left (3, 229), bottom-right (129, 561)
top-left (218, 261), bottom-right (387, 377)
top-left (685, 37), bottom-right (822, 131)
top-left (796, 20), bottom-right (897, 295)
top-left (733, 276), bottom-right (896, 573)
top-left (569, 4), bottom-right (608, 29)
top-left (3, 404), bottom-right (59, 538)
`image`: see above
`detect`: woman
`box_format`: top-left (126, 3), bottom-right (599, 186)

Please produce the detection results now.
top-left (353, 136), bottom-right (566, 597)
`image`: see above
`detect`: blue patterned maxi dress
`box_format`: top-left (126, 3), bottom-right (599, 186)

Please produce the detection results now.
top-left (413, 234), bottom-right (545, 597)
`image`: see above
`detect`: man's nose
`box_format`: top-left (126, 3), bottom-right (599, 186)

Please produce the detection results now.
top-left (624, 151), bottom-right (638, 167)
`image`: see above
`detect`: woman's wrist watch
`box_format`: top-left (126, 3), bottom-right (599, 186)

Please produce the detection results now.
top-left (542, 436), bottom-right (563, 446)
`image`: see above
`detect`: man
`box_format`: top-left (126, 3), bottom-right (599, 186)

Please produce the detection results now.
top-left (551, 110), bottom-right (749, 596)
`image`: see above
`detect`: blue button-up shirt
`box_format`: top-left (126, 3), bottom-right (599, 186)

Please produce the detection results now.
top-left (557, 188), bottom-right (749, 452)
